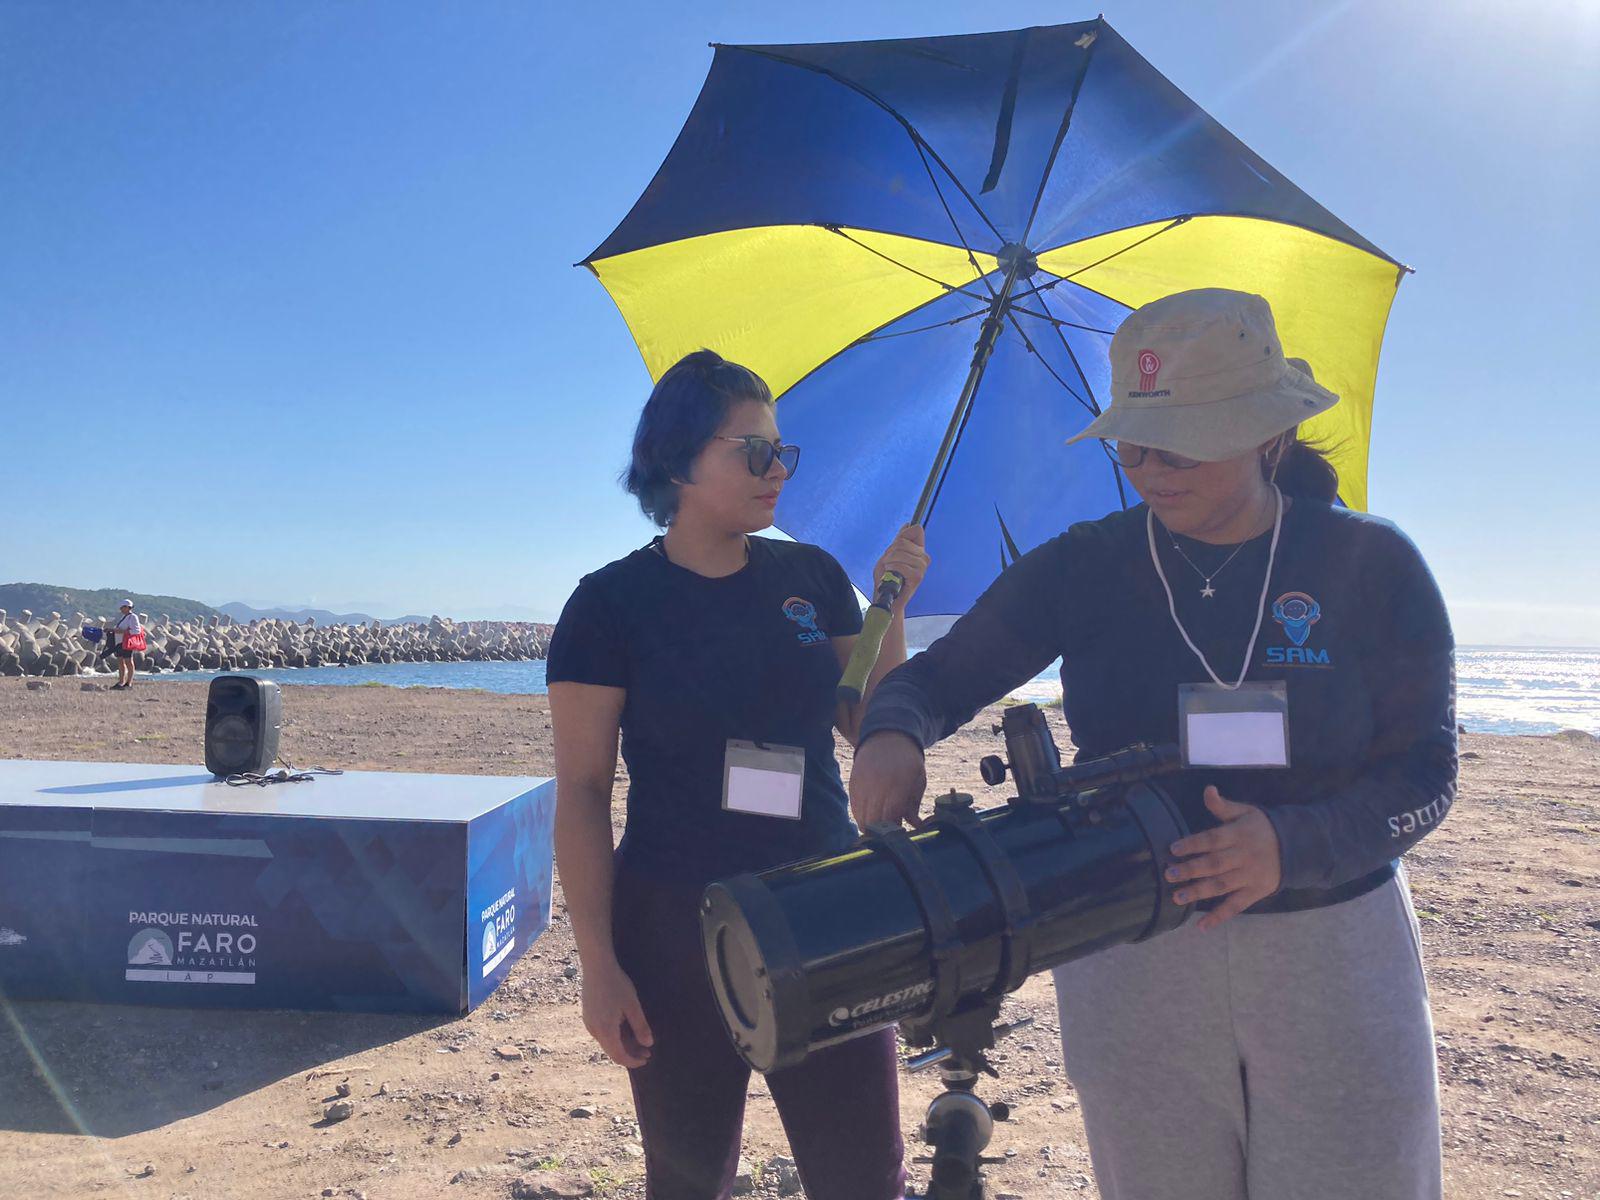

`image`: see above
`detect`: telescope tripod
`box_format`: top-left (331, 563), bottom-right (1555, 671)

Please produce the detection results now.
top-left (903, 1000), bottom-right (1033, 1200)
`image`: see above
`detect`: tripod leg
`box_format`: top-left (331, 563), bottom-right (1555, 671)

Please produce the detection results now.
top-left (922, 1089), bottom-right (993, 1200)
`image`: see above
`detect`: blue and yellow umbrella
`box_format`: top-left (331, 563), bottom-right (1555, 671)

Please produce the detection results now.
top-left (584, 18), bottom-right (1406, 627)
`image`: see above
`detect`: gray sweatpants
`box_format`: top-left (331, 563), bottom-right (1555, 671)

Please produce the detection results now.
top-left (1052, 869), bottom-right (1441, 1200)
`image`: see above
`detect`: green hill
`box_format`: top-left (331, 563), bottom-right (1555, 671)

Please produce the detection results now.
top-left (0, 583), bottom-right (220, 624)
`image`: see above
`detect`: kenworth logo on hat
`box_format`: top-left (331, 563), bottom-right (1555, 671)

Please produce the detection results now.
top-left (1137, 349), bottom-right (1162, 391)
top-left (1129, 347), bottom-right (1171, 398)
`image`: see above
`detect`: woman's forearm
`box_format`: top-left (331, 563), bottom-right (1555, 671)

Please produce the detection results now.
top-left (837, 612), bottom-right (909, 745)
top-left (554, 785), bottom-right (623, 971)
top-left (861, 610), bottom-right (908, 706)
top-left (859, 538), bottom-right (1069, 750)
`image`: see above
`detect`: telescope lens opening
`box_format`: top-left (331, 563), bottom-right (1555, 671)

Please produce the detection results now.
top-left (715, 925), bottom-right (762, 1032)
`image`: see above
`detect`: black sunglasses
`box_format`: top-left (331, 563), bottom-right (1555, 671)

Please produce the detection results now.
top-left (1109, 441), bottom-right (1203, 470)
top-left (716, 435), bottom-right (801, 479)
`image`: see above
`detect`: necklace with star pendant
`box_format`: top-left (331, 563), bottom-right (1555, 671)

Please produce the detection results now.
top-left (1165, 492), bottom-right (1277, 599)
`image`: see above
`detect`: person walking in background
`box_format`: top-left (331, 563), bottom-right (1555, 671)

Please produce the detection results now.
top-left (111, 600), bottom-right (142, 689)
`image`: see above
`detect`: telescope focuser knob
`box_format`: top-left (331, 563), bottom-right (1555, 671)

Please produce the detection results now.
top-left (978, 756), bottom-right (1008, 786)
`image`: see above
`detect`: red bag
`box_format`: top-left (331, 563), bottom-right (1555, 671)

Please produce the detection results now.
top-left (123, 631), bottom-right (148, 652)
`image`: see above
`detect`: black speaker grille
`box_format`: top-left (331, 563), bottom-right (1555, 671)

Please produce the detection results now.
top-left (208, 714), bottom-right (257, 772)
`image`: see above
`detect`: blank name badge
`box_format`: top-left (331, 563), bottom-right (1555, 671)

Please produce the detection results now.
top-left (1179, 682), bottom-right (1290, 769)
top-left (723, 740), bottom-right (806, 820)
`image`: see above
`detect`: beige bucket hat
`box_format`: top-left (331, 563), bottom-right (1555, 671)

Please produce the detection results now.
top-left (1066, 288), bottom-right (1339, 462)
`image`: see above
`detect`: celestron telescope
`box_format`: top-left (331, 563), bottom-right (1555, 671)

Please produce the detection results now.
top-left (700, 702), bottom-right (1193, 1199)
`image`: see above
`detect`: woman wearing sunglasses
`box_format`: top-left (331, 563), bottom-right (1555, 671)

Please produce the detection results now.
top-left (850, 290), bottom-right (1455, 1200)
top-left (548, 349), bottom-right (927, 1200)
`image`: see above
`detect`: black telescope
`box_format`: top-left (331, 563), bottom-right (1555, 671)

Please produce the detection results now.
top-left (700, 703), bottom-right (1191, 1073)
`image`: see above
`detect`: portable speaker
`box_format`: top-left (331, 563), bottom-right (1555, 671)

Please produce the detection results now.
top-left (205, 675), bottom-right (283, 777)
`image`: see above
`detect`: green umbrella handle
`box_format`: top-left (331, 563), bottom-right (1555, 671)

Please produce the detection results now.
top-left (837, 570), bottom-right (905, 705)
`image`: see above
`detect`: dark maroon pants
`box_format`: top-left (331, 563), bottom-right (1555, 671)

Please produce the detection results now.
top-left (613, 865), bottom-right (906, 1200)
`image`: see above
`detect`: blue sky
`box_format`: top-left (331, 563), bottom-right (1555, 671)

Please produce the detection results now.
top-left (1, 0), bottom-right (1596, 644)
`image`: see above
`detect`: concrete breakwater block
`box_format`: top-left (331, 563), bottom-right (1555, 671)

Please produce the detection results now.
top-left (0, 608), bottom-right (552, 679)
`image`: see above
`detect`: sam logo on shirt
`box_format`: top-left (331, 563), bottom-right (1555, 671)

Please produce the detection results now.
top-left (782, 597), bottom-right (829, 646)
top-left (1266, 591), bottom-right (1332, 667)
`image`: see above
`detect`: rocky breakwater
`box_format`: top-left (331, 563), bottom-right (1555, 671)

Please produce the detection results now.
top-left (0, 610), bottom-right (551, 678)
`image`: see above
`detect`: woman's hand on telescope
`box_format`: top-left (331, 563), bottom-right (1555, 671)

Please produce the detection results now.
top-left (580, 960), bottom-right (655, 1068)
top-left (1165, 786), bottom-right (1283, 931)
top-left (849, 731), bottom-right (928, 829)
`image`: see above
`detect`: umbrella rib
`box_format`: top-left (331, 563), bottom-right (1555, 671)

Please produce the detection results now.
top-left (822, 225), bottom-right (996, 303)
top-left (1032, 288), bottom-right (1108, 419)
top-left (1000, 311), bottom-right (1097, 418)
top-left (856, 308), bottom-right (991, 345)
top-left (1018, 211), bottom-right (1407, 286)
top-left (1012, 300), bottom-right (1134, 508)
top-left (1017, 18), bottom-right (1105, 253)
top-left (1006, 306), bottom-right (1135, 509)
top-left (1013, 216), bottom-right (1191, 303)
top-left (909, 138), bottom-right (1002, 307)
top-left (1007, 304), bottom-right (1115, 336)
top-left (1026, 288), bottom-right (1134, 510)
top-left (915, 140), bottom-right (998, 312)
top-left (769, 287), bottom-right (989, 404)
top-left (1099, 440), bottom-right (1132, 509)
top-left (721, 44), bottom-right (1006, 245)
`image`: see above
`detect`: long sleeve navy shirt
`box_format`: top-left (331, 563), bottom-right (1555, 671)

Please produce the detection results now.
top-left (859, 499), bottom-right (1458, 912)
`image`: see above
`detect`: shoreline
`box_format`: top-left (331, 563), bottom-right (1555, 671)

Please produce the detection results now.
top-left (68, 654), bottom-right (1599, 741)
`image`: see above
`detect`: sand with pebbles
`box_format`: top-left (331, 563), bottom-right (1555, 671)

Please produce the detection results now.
top-left (1, 677), bottom-right (1596, 1199)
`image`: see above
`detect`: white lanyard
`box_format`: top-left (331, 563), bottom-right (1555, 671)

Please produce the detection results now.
top-left (1146, 485), bottom-right (1283, 690)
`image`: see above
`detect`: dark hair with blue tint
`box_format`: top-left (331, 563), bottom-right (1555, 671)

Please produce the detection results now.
top-left (624, 349), bottom-right (775, 527)
top-left (1267, 433), bottom-right (1340, 503)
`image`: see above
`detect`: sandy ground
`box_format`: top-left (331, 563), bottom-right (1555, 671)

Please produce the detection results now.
top-left (0, 676), bottom-right (1596, 1200)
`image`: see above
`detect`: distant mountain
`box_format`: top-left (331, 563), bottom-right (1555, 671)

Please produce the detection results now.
top-left (219, 602), bottom-right (428, 626)
top-left (0, 583), bottom-right (219, 624)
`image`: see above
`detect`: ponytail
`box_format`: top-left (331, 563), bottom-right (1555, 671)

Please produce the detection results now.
top-left (1266, 434), bottom-right (1340, 503)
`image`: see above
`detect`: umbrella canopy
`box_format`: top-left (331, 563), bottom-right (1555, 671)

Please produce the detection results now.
top-left (583, 19), bottom-right (1406, 617)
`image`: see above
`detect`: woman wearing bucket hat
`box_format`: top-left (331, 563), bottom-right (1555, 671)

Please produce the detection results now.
top-left (850, 288), bottom-right (1454, 1199)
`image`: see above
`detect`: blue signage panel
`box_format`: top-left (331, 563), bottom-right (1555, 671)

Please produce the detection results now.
top-left (0, 805), bottom-right (93, 1000)
top-left (466, 782), bottom-right (556, 1009)
top-left (87, 809), bottom-right (468, 1013)
top-left (0, 764), bottom-right (557, 1015)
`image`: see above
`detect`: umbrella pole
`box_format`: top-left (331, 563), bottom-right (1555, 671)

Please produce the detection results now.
top-left (838, 249), bottom-right (1033, 705)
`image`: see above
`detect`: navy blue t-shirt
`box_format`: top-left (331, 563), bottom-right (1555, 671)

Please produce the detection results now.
top-left (859, 500), bottom-right (1458, 912)
top-left (547, 535), bottom-right (865, 885)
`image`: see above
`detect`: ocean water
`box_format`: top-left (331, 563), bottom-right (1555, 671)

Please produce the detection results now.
top-left (139, 647), bottom-right (1599, 738)
top-left (988, 647), bottom-right (1600, 738)
top-left (139, 658), bottom-right (549, 694)
top-left (1451, 647), bottom-right (1600, 737)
